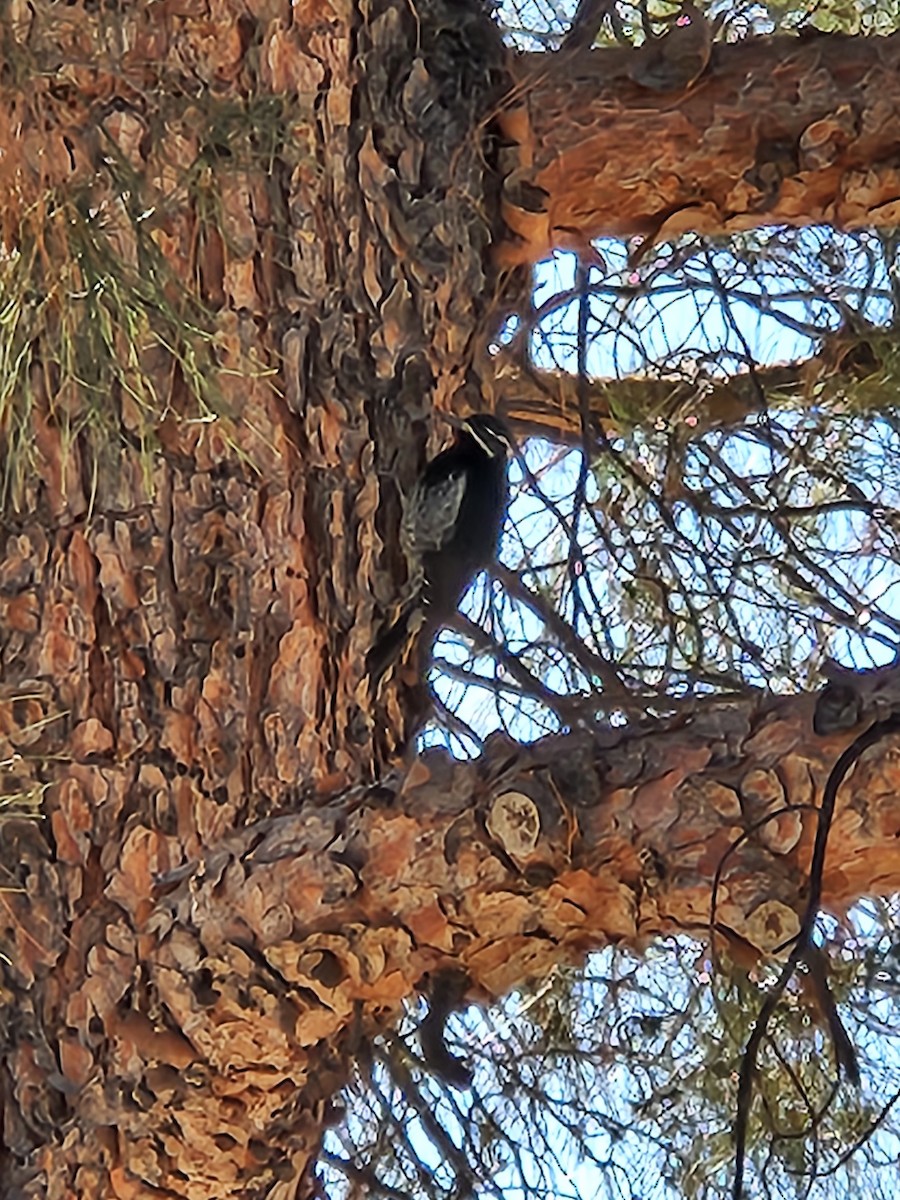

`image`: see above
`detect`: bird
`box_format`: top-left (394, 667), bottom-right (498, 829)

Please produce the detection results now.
top-left (367, 412), bottom-right (513, 688)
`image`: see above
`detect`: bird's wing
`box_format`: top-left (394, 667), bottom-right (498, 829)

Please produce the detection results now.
top-left (401, 466), bottom-right (467, 557)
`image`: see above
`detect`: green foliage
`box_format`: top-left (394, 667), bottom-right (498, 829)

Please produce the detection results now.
top-left (0, 89), bottom-right (289, 512)
top-left (0, 189), bottom-right (218, 510)
top-left (496, 0), bottom-right (900, 49)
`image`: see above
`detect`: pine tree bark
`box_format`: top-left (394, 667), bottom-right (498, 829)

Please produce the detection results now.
top-left (0, 3), bottom-right (899, 1197)
top-left (0, 0), bottom-right (511, 1193)
top-left (498, 30), bottom-right (900, 264)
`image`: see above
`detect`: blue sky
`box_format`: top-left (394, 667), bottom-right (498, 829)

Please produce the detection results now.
top-left (423, 234), bottom-right (900, 756)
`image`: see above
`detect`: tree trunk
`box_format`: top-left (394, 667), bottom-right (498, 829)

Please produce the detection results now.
top-left (0, 3), bottom-right (897, 1196)
top-left (0, 0), bottom-right (515, 1193)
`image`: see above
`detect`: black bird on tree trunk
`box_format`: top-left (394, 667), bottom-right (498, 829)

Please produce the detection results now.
top-left (368, 412), bottom-right (514, 687)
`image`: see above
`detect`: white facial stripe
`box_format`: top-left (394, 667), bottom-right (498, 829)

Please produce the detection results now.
top-left (463, 421), bottom-right (507, 457)
top-left (465, 425), bottom-right (495, 456)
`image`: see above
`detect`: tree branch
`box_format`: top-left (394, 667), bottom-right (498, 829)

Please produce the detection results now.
top-left (482, 324), bottom-right (892, 440)
top-left (559, 0), bottom-right (616, 54)
top-left (485, 353), bottom-right (767, 438)
top-left (732, 714), bottom-right (900, 1199)
top-left (16, 663), bottom-right (900, 1194)
top-left (496, 32), bottom-right (900, 264)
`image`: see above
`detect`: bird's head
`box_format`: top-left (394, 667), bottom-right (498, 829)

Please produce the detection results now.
top-left (453, 412), bottom-right (515, 459)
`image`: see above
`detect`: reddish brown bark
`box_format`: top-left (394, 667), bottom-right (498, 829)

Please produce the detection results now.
top-left (497, 32), bottom-right (900, 264)
top-left (1, 4), bottom-right (899, 1197)
top-left (9, 670), bottom-right (900, 1194)
top-left (0, 0), bottom-right (511, 1193)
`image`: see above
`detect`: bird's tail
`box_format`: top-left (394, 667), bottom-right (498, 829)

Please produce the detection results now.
top-left (366, 599), bottom-right (427, 690)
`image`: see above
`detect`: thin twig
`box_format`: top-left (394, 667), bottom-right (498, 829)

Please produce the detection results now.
top-left (732, 715), bottom-right (900, 1199)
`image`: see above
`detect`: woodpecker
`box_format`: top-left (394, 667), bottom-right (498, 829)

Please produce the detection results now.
top-left (368, 413), bottom-right (513, 686)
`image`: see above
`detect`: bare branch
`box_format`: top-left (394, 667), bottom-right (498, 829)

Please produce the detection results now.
top-left (482, 328), bottom-right (894, 440)
top-left (559, 0), bottom-right (616, 53)
top-left (732, 714), bottom-right (900, 1199)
